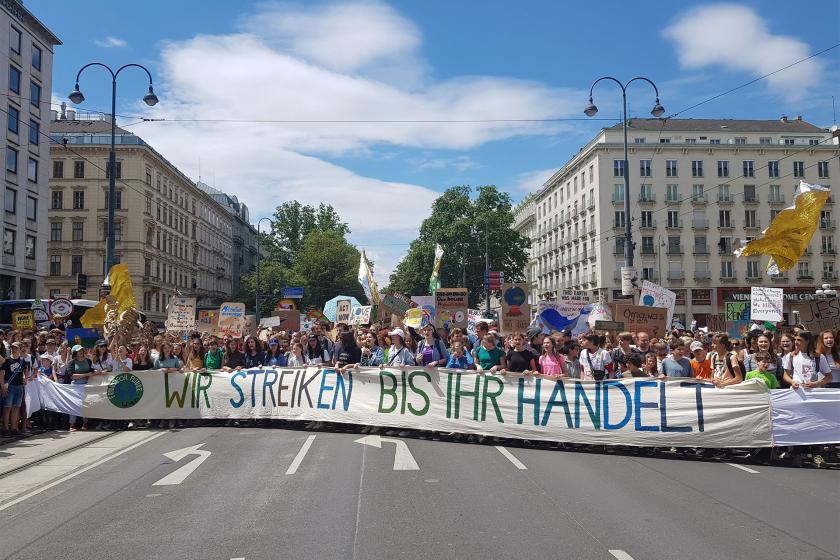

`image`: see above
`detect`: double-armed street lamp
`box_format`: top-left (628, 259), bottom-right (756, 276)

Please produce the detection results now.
top-left (255, 217), bottom-right (274, 323)
top-left (584, 77), bottom-right (664, 293)
top-left (68, 63), bottom-right (158, 284)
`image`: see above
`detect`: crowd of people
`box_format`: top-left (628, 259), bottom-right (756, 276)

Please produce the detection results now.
top-left (1, 318), bottom-right (838, 440)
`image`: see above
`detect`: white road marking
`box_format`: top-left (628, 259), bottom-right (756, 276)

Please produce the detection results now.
top-left (495, 446), bottom-right (527, 470)
top-left (0, 431), bottom-right (166, 512)
top-left (726, 462), bottom-right (760, 474)
top-left (230, 557), bottom-right (245, 560)
top-left (354, 434), bottom-right (419, 470)
top-left (609, 550), bottom-right (635, 560)
top-left (285, 435), bottom-right (316, 475)
top-left (153, 443), bottom-right (212, 486)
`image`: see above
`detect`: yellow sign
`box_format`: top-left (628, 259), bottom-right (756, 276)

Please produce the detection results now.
top-left (12, 310), bottom-right (35, 330)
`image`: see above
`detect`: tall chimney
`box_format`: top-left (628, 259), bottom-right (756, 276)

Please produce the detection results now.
top-left (66, 109), bottom-right (76, 121)
top-left (60, 101), bottom-right (66, 120)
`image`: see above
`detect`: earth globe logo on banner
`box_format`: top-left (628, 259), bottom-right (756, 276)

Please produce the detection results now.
top-left (107, 373), bottom-right (144, 409)
top-left (642, 294), bottom-right (656, 306)
top-left (503, 285), bottom-right (526, 316)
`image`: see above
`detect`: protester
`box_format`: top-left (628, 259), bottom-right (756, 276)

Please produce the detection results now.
top-left (660, 339), bottom-right (693, 378)
top-left (287, 343), bottom-right (306, 367)
top-left (624, 353), bottom-right (648, 377)
top-left (133, 345), bottom-right (153, 371)
top-left (154, 342), bottom-right (184, 373)
top-left (579, 334), bottom-right (612, 381)
top-left (203, 339), bottom-right (224, 369)
top-left (539, 337), bottom-right (564, 377)
top-left (185, 338), bottom-right (206, 370)
top-left (265, 338), bottom-right (288, 367)
top-left (66, 345), bottom-right (93, 431)
top-left (815, 330), bottom-right (840, 386)
top-left (633, 331), bottom-right (652, 354)
top-left (642, 352), bottom-right (660, 377)
top-left (383, 329), bottom-right (413, 367)
top-left (778, 333), bottom-right (794, 360)
top-left (474, 334), bottom-right (506, 374)
top-left (782, 330), bottom-right (832, 389)
top-left (708, 334), bottom-right (744, 387)
top-left (359, 333), bottom-right (384, 367)
top-left (745, 351), bottom-right (780, 389)
top-left (221, 339), bottom-right (244, 370)
top-left (502, 332), bottom-right (537, 374)
top-left (689, 341), bottom-right (712, 379)
top-left (303, 333), bottom-right (330, 365)
top-left (1, 342), bottom-right (29, 436)
top-left (611, 332), bottom-right (639, 375)
top-left (445, 341), bottom-right (472, 369)
top-left (114, 346), bottom-right (133, 373)
top-left (415, 324), bottom-right (448, 367)
top-left (335, 331), bottom-right (362, 370)
top-left (242, 337), bottom-right (265, 368)
top-left (92, 339), bottom-right (115, 373)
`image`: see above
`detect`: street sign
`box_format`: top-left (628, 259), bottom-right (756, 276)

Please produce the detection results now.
top-left (485, 271), bottom-right (504, 290)
top-left (282, 286), bottom-right (304, 299)
top-left (48, 297), bottom-right (74, 320)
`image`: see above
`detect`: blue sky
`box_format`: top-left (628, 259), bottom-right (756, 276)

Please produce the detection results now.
top-left (30, 0), bottom-right (840, 281)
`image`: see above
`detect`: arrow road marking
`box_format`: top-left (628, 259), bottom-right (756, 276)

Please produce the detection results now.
top-left (495, 446), bottom-right (527, 470)
top-left (153, 443), bottom-right (211, 486)
top-left (285, 435), bottom-right (316, 475)
top-left (609, 551), bottom-right (636, 560)
top-left (354, 434), bottom-right (419, 471)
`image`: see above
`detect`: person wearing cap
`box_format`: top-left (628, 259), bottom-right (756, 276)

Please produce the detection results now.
top-left (265, 338), bottom-right (288, 367)
top-left (37, 352), bottom-right (58, 383)
top-left (65, 345), bottom-right (93, 431)
top-left (91, 339), bottom-right (116, 373)
top-left (526, 326), bottom-right (544, 358)
top-left (44, 338), bottom-right (62, 370)
top-left (689, 340), bottom-right (713, 379)
top-left (1, 342), bottom-right (30, 436)
top-left (383, 328), bottom-right (413, 367)
top-left (303, 333), bottom-right (330, 365)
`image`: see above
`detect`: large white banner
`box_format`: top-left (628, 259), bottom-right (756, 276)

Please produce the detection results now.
top-left (769, 388), bottom-right (840, 445)
top-left (27, 369), bottom-right (780, 448)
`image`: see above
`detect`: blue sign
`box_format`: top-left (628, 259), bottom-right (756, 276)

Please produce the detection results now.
top-left (282, 287), bottom-right (304, 299)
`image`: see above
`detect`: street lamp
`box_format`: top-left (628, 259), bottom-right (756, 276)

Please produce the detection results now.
top-left (68, 63), bottom-right (158, 284)
top-left (255, 217), bottom-right (274, 323)
top-left (584, 76), bottom-right (664, 293)
top-left (815, 284), bottom-right (838, 298)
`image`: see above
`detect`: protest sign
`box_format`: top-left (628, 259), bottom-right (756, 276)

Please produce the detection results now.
top-left (594, 320), bottom-right (625, 332)
top-left (336, 299), bottom-right (352, 324)
top-left (434, 288), bottom-right (468, 329)
top-left (197, 309), bottom-right (218, 334)
top-left (28, 369), bottom-right (779, 449)
top-left (640, 280), bottom-right (676, 328)
top-left (259, 316), bottom-right (281, 328)
top-left (404, 308), bottom-right (429, 329)
top-left (166, 297), bottom-right (196, 331)
top-left (349, 306), bottom-right (372, 325)
top-left (218, 302), bottom-right (246, 338)
top-left (301, 314), bottom-right (316, 331)
top-left (48, 297), bottom-right (74, 320)
top-left (245, 315), bottom-right (257, 336)
top-left (537, 290), bottom-right (589, 333)
top-left (411, 296), bottom-right (436, 325)
top-left (499, 283), bottom-right (530, 333)
top-left (270, 309), bottom-right (301, 331)
top-left (467, 309), bottom-right (483, 337)
top-left (724, 301), bottom-right (750, 321)
top-left (614, 304), bottom-right (668, 337)
top-left (705, 314), bottom-right (725, 332)
top-left (381, 292), bottom-right (414, 316)
top-left (790, 299), bottom-right (840, 332)
top-left (750, 287), bottom-right (783, 322)
top-left (66, 327), bottom-right (100, 348)
top-left (11, 310), bottom-right (35, 330)
top-left (306, 309), bottom-right (327, 323)
top-left (726, 320), bottom-right (750, 340)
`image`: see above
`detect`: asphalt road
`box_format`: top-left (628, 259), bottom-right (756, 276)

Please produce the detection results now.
top-left (0, 426), bottom-right (838, 560)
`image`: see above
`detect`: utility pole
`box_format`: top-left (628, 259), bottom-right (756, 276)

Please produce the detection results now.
top-left (484, 219), bottom-right (490, 316)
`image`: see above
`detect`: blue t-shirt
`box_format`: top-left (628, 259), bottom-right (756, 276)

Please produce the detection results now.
top-left (266, 353), bottom-right (287, 367)
top-left (661, 357), bottom-right (693, 377)
top-left (446, 354), bottom-right (472, 370)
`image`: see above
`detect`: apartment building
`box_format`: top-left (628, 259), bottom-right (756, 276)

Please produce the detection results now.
top-left (511, 193), bottom-right (537, 302)
top-left (46, 112), bottom-right (234, 322)
top-left (0, 0), bottom-right (60, 299)
top-left (526, 117), bottom-right (839, 326)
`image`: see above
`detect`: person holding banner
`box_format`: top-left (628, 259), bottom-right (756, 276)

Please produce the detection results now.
top-left (743, 334), bottom-right (783, 386)
top-left (474, 334), bottom-right (506, 374)
top-left (203, 340), bottom-right (224, 369)
top-left (133, 345), bottom-right (153, 371)
top-left (708, 335), bottom-right (744, 388)
top-left (221, 339), bottom-right (244, 371)
top-left (265, 338), bottom-right (288, 367)
top-left (416, 324), bottom-right (449, 367)
top-left (815, 330), bottom-right (840, 386)
top-left (287, 343), bottom-right (306, 367)
top-left (538, 337), bottom-right (564, 378)
top-left (359, 333), bottom-right (383, 367)
top-left (500, 332), bottom-right (537, 374)
top-left (303, 334), bottom-right (331, 366)
top-left (383, 329), bottom-right (413, 367)
top-left (242, 337), bottom-right (265, 369)
top-left (579, 334), bottom-right (613, 381)
top-left (783, 331), bottom-right (832, 389)
top-left (154, 342), bottom-right (184, 373)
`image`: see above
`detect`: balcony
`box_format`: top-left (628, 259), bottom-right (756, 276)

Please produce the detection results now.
top-left (668, 271), bottom-right (684, 281)
top-left (639, 220), bottom-right (656, 231)
top-left (640, 247), bottom-right (656, 255)
top-left (796, 272), bottom-right (814, 280)
top-left (770, 273), bottom-right (788, 282)
top-left (821, 248), bottom-right (837, 256)
top-left (820, 220), bottom-right (836, 230)
top-left (142, 275), bottom-right (161, 288)
top-left (665, 196), bottom-right (681, 206)
top-left (612, 194), bottom-right (625, 204)
top-left (718, 222), bottom-right (734, 230)
top-left (692, 218), bottom-right (709, 230)
top-left (691, 195), bottom-right (707, 206)
top-left (638, 194), bottom-right (656, 205)
top-left (693, 246), bottom-right (710, 255)
top-left (718, 247), bottom-right (734, 255)
top-left (665, 220), bottom-right (682, 230)
top-left (768, 195), bottom-right (786, 206)
top-left (823, 271), bottom-right (839, 280)
top-left (743, 196), bottom-right (759, 206)
top-left (667, 245), bottom-right (683, 255)
top-left (694, 271), bottom-right (711, 281)
top-left (720, 274), bottom-right (738, 283)
top-left (744, 221), bottom-right (762, 231)
top-left (717, 195), bottom-right (734, 205)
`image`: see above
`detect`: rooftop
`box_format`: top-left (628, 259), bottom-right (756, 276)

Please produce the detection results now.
top-left (49, 118), bottom-right (134, 136)
top-left (607, 117), bottom-right (827, 134)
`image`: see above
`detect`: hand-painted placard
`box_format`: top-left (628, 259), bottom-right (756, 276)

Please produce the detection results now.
top-left (614, 304), bottom-right (669, 337)
top-left (499, 283), bottom-right (530, 333)
top-left (434, 288), bottom-right (468, 329)
top-left (336, 299), bottom-right (352, 324)
top-left (724, 301), bottom-right (750, 321)
top-left (167, 297), bottom-right (197, 331)
top-left (640, 280), bottom-right (677, 328)
top-left (750, 287), bottom-right (783, 322)
top-left (349, 305), bottom-right (372, 325)
top-left (218, 302), bottom-right (246, 338)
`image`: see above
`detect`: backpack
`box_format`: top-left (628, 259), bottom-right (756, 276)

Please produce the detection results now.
top-left (710, 351), bottom-right (745, 379)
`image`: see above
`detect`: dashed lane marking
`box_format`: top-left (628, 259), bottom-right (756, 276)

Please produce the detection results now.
top-left (285, 435), bottom-right (316, 475)
top-left (495, 446), bottom-right (527, 470)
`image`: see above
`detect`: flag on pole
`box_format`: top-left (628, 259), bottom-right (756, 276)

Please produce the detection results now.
top-left (357, 250), bottom-right (381, 307)
top-left (80, 263), bottom-right (137, 328)
top-left (735, 181), bottom-right (830, 274)
top-left (429, 243), bottom-right (444, 294)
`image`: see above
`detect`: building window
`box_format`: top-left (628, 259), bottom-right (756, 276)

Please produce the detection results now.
top-left (613, 160), bottom-right (625, 177)
top-left (104, 191), bottom-right (122, 209)
top-left (24, 235), bottom-right (35, 259)
top-left (666, 184), bottom-right (679, 202)
top-left (685, 138), bottom-right (697, 144)
top-left (614, 211), bottom-right (625, 228)
top-left (4, 187), bottom-right (15, 213)
top-left (667, 210), bottom-right (680, 228)
top-left (759, 137), bottom-right (772, 145)
top-left (51, 190), bottom-right (62, 209)
top-left (692, 184), bottom-right (705, 201)
top-left (50, 221), bottom-right (61, 241)
top-left (73, 191), bottom-right (84, 209)
top-left (721, 261), bottom-right (734, 278)
top-left (793, 161), bottom-right (805, 178)
top-left (25, 195), bottom-right (36, 221)
top-left (718, 184), bottom-right (730, 202)
top-left (745, 209), bottom-right (757, 228)
top-left (823, 236), bottom-right (835, 252)
top-left (634, 138), bottom-right (645, 143)
top-left (747, 261), bottom-right (760, 278)
top-left (7, 105), bottom-right (18, 133)
top-left (49, 255), bottom-right (61, 276)
top-left (639, 160), bottom-right (651, 177)
top-left (743, 184), bottom-right (756, 203)
top-left (10, 25), bottom-right (21, 53)
top-left (818, 161), bottom-right (830, 178)
top-left (659, 138), bottom-right (671, 144)
top-left (146, 169), bottom-right (152, 185)
top-left (742, 160), bottom-right (754, 177)
top-left (8, 65), bottom-right (22, 96)
top-left (102, 222), bottom-right (123, 241)
top-left (105, 160), bottom-right (122, 179)
top-left (29, 80), bottom-right (41, 107)
top-left (72, 221), bottom-right (83, 241)
top-left (768, 184), bottom-right (781, 203)
top-left (640, 211), bottom-right (654, 228)
top-left (717, 160), bottom-right (729, 177)
top-left (4, 228), bottom-right (15, 255)
top-left (768, 160), bottom-right (779, 178)
top-left (821, 210), bottom-right (833, 229)
top-left (783, 138), bottom-right (795, 145)
top-left (734, 137), bottom-right (747, 145)
top-left (665, 160), bottom-right (678, 177)
top-left (71, 255), bottom-right (83, 275)
top-left (6, 147), bottom-right (18, 173)
top-left (709, 139), bottom-right (721, 144)
top-left (798, 261), bottom-right (810, 278)
top-left (27, 157), bottom-right (37, 182)
top-left (73, 161), bottom-right (84, 178)
top-left (770, 209), bottom-right (781, 221)
top-left (28, 119), bottom-right (39, 145)
top-left (32, 44), bottom-right (42, 71)
top-left (640, 184), bottom-right (652, 201)
top-left (719, 210), bottom-right (731, 228)
top-left (691, 160), bottom-right (703, 177)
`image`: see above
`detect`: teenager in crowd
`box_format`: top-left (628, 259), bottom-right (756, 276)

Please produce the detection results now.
top-left (783, 330), bottom-right (832, 389)
top-left (502, 332), bottom-right (538, 374)
top-left (778, 333), bottom-right (794, 361)
top-left (0, 342), bottom-right (29, 436)
top-left (133, 345), bottom-right (154, 371)
top-left (579, 334), bottom-right (612, 381)
top-left (154, 342), bottom-right (184, 373)
top-left (743, 333), bottom-right (783, 385)
top-left (815, 330), bottom-right (840, 386)
top-left (745, 351), bottom-right (780, 389)
top-left (359, 332), bottom-right (383, 367)
top-left (709, 334), bottom-right (743, 388)
top-left (66, 345), bottom-right (93, 431)
top-left (415, 324), bottom-right (449, 367)
top-left (445, 341), bottom-right (472, 369)
top-left (539, 337), bottom-right (564, 378)
top-left (203, 339), bottom-right (224, 369)
top-left (185, 338), bottom-right (206, 370)
top-left (660, 339), bottom-right (693, 378)
top-left (303, 333), bottom-right (330, 366)
top-left (383, 329), bottom-right (413, 367)
top-left (92, 339), bottom-right (115, 373)
top-left (287, 343), bottom-right (306, 367)
top-left (689, 341), bottom-right (712, 379)
top-left (242, 337), bottom-right (265, 368)
top-left (335, 331), bottom-right (362, 371)
top-left (642, 352), bottom-right (660, 378)
top-left (114, 345), bottom-right (133, 373)
top-left (611, 332), bottom-right (639, 375)
top-left (222, 339), bottom-right (244, 370)
top-left (265, 338), bottom-right (288, 367)
top-left (474, 334), bottom-right (506, 374)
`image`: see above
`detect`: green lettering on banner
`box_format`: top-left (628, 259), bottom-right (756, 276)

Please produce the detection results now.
top-left (454, 372), bottom-right (481, 420)
top-left (481, 376), bottom-right (504, 423)
top-left (196, 373), bottom-right (212, 408)
top-left (378, 371), bottom-right (398, 413)
top-left (407, 371), bottom-right (431, 416)
top-left (165, 372), bottom-right (190, 408)
top-left (574, 381), bottom-right (600, 429)
top-left (541, 380), bottom-right (573, 428)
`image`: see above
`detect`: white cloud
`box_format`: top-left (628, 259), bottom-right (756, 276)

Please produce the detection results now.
top-left (133, 1), bottom-right (583, 281)
top-left (511, 168), bottom-right (556, 194)
top-left (407, 155), bottom-right (478, 172)
top-left (663, 4), bottom-right (823, 101)
top-left (93, 36), bottom-right (128, 48)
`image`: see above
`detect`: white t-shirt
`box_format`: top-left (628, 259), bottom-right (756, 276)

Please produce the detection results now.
top-left (825, 354), bottom-right (840, 383)
top-left (782, 352), bottom-right (831, 384)
top-left (579, 348), bottom-right (612, 380)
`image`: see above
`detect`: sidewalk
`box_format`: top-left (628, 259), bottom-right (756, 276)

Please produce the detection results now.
top-left (0, 431), bottom-right (115, 477)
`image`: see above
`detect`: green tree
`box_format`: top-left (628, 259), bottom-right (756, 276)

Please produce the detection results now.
top-left (388, 185), bottom-right (529, 308)
top-left (291, 230), bottom-right (367, 309)
top-left (265, 201), bottom-right (349, 267)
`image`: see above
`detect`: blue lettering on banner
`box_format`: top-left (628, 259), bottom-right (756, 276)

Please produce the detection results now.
top-left (603, 381), bottom-right (632, 430)
top-left (574, 381), bottom-right (600, 429)
top-left (229, 371), bottom-right (246, 408)
top-left (262, 369), bottom-right (278, 407)
top-left (334, 371), bottom-right (353, 411)
top-left (681, 380), bottom-right (713, 432)
top-left (634, 380), bottom-right (660, 432)
top-left (317, 369), bottom-right (336, 410)
top-left (660, 382), bottom-right (691, 432)
top-left (517, 377), bottom-right (541, 425)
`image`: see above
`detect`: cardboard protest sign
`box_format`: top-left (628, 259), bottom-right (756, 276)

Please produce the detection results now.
top-left (434, 288), bottom-right (468, 329)
top-left (725, 302), bottom-right (750, 321)
top-left (791, 299), bottom-right (840, 332)
top-left (245, 315), bottom-right (257, 336)
top-left (349, 306), bottom-right (372, 325)
top-left (538, 290), bottom-right (589, 332)
top-left (467, 309), bottom-right (483, 337)
top-left (381, 292), bottom-right (414, 316)
top-left (705, 314), bottom-right (726, 332)
top-left (260, 316), bottom-right (282, 328)
top-left (166, 297), bottom-right (196, 331)
top-left (270, 309), bottom-right (301, 331)
top-left (499, 283), bottom-right (530, 333)
top-left (750, 287), bottom-right (783, 322)
top-left (594, 320), bottom-right (625, 332)
top-left (726, 320), bottom-right (750, 340)
top-left (336, 299), bottom-right (352, 324)
top-left (66, 327), bottom-right (101, 348)
top-left (301, 314), bottom-right (316, 331)
top-left (411, 296), bottom-right (435, 325)
top-left (614, 304), bottom-right (668, 337)
top-left (11, 310), bottom-right (35, 330)
top-left (197, 309), bottom-right (219, 334)
top-left (218, 302), bottom-right (246, 338)
top-left (640, 280), bottom-right (676, 328)
top-left (404, 308), bottom-right (429, 329)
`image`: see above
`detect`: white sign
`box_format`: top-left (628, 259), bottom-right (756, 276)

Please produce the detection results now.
top-left (48, 297), bottom-right (74, 320)
top-left (336, 299), bottom-right (352, 324)
top-left (621, 266), bottom-right (635, 296)
top-left (259, 316), bottom-right (281, 328)
top-left (167, 297), bottom-right (197, 331)
top-left (640, 280), bottom-right (676, 329)
top-left (349, 305), bottom-right (372, 325)
top-left (750, 287), bottom-right (783, 322)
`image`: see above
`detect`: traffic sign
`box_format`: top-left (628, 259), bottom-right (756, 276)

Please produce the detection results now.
top-left (48, 298), bottom-right (74, 320)
top-left (282, 286), bottom-right (304, 299)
